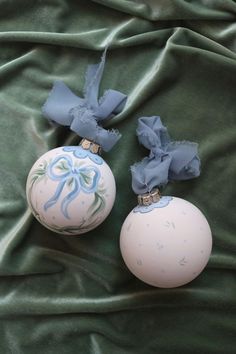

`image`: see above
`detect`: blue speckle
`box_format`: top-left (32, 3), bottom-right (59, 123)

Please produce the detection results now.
top-left (136, 259), bottom-right (143, 266)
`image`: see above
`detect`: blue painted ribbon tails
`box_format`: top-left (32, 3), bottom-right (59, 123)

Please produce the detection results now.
top-left (131, 117), bottom-right (201, 195)
top-left (42, 48), bottom-right (127, 152)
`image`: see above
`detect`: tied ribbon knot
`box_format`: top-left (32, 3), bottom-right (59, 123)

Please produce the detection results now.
top-left (42, 48), bottom-right (127, 152)
top-left (131, 116), bottom-right (200, 195)
top-left (44, 155), bottom-right (100, 219)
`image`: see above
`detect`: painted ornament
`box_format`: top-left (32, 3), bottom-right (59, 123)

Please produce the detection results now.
top-left (26, 50), bottom-right (127, 235)
top-left (120, 117), bottom-right (212, 288)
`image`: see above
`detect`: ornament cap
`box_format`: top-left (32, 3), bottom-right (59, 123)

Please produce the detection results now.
top-left (137, 188), bottom-right (161, 206)
top-left (79, 138), bottom-right (102, 155)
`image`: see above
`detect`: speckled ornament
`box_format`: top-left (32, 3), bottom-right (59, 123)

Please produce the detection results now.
top-left (120, 196), bottom-right (212, 288)
top-left (119, 116), bottom-right (212, 288)
top-left (26, 145), bottom-right (115, 235)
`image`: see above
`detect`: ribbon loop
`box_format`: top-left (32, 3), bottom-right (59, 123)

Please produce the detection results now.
top-left (95, 89), bottom-right (127, 120)
top-left (43, 81), bottom-right (83, 126)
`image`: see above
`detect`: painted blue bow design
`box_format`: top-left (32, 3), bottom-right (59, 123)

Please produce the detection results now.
top-left (44, 155), bottom-right (100, 219)
top-left (42, 48), bottom-right (127, 152)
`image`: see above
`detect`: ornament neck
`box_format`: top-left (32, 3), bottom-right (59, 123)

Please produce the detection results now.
top-left (137, 188), bottom-right (161, 206)
top-left (79, 138), bottom-right (102, 155)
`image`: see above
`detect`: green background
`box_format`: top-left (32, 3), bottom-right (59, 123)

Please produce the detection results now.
top-left (0, 0), bottom-right (236, 353)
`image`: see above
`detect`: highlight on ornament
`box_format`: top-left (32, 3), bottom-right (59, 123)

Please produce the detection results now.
top-left (26, 49), bottom-right (127, 235)
top-left (120, 116), bottom-right (212, 288)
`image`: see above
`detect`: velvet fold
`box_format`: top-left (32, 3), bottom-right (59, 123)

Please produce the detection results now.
top-left (0, 0), bottom-right (236, 353)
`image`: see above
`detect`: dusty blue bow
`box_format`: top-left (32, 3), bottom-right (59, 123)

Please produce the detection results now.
top-left (42, 49), bottom-right (127, 152)
top-left (131, 116), bottom-right (200, 195)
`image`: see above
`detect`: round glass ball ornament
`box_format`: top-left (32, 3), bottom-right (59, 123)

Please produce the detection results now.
top-left (120, 192), bottom-right (212, 288)
top-left (26, 140), bottom-right (115, 235)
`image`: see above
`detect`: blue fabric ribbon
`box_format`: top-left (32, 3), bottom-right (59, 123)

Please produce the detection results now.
top-left (42, 48), bottom-right (127, 152)
top-left (131, 116), bottom-right (200, 195)
top-left (44, 155), bottom-right (100, 219)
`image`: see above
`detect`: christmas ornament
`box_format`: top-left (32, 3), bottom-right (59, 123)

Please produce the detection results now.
top-left (120, 117), bottom-right (212, 288)
top-left (26, 50), bottom-right (127, 235)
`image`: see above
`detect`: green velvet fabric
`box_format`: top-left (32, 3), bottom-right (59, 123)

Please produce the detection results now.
top-left (0, 1), bottom-right (236, 353)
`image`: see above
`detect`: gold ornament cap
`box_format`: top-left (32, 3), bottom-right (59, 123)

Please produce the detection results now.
top-left (79, 138), bottom-right (102, 155)
top-left (137, 188), bottom-right (161, 206)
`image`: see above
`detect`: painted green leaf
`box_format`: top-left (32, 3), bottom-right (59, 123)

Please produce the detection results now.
top-left (48, 217), bottom-right (100, 235)
top-left (57, 160), bottom-right (70, 171)
top-left (80, 171), bottom-right (92, 185)
top-left (67, 177), bottom-right (75, 189)
top-left (88, 191), bottom-right (106, 218)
